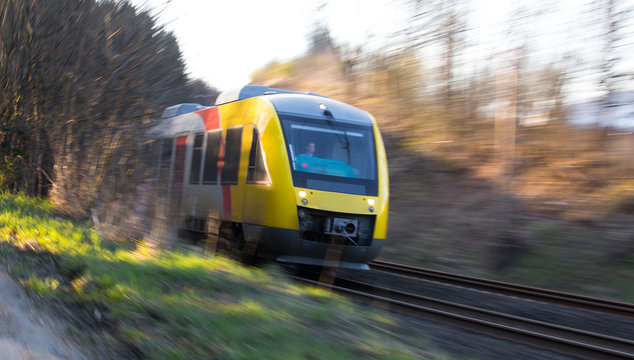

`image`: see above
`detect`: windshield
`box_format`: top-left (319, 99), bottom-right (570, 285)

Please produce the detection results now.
top-left (280, 114), bottom-right (378, 195)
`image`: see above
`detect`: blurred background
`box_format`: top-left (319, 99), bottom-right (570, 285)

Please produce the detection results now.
top-left (1, 0), bottom-right (633, 300)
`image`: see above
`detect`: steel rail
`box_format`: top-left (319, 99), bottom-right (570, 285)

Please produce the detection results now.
top-left (370, 260), bottom-right (634, 318)
top-left (295, 275), bottom-right (634, 360)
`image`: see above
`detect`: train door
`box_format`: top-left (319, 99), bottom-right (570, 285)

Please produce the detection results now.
top-left (240, 124), bottom-right (272, 256)
top-left (215, 125), bottom-right (244, 252)
top-left (181, 131), bottom-right (205, 232)
top-left (239, 124), bottom-right (256, 224)
top-left (241, 124), bottom-right (272, 222)
top-left (220, 125), bottom-right (243, 222)
top-left (200, 129), bottom-right (223, 237)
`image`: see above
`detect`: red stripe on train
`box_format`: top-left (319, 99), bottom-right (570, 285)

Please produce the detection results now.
top-left (199, 107), bottom-right (220, 130)
top-left (222, 185), bottom-right (231, 220)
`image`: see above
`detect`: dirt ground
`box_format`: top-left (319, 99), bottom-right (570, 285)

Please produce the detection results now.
top-left (0, 268), bottom-right (88, 360)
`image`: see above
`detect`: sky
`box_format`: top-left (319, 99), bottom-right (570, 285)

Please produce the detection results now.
top-left (131, 0), bottom-right (634, 103)
top-left (131, 0), bottom-right (411, 91)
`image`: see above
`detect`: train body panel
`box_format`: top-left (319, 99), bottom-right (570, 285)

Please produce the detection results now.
top-left (370, 113), bottom-right (389, 240)
top-left (149, 86), bottom-right (389, 269)
top-left (292, 188), bottom-right (386, 238)
top-left (218, 97), bottom-right (298, 230)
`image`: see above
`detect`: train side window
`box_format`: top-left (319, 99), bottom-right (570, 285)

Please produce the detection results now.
top-left (189, 133), bottom-right (204, 184)
top-left (247, 128), bottom-right (271, 184)
top-left (221, 126), bottom-right (243, 185)
top-left (203, 130), bottom-right (222, 184)
top-left (159, 137), bottom-right (174, 184)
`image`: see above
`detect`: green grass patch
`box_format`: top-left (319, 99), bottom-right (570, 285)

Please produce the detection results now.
top-left (604, 256), bottom-right (634, 302)
top-left (501, 222), bottom-right (634, 302)
top-left (0, 192), bottom-right (439, 359)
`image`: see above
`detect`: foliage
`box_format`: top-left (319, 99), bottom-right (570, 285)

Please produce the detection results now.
top-left (0, 0), bottom-right (218, 211)
top-left (307, 21), bottom-right (336, 54)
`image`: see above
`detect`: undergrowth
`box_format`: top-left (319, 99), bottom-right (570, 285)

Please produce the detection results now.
top-left (505, 222), bottom-right (634, 302)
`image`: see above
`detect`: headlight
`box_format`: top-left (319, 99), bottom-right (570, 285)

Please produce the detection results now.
top-left (367, 198), bottom-right (375, 206)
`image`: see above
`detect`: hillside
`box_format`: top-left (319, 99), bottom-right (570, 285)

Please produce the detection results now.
top-left (252, 51), bottom-right (634, 302)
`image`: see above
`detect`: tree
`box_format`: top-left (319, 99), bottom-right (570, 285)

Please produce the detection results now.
top-left (308, 22), bottom-right (336, 54)
top-left (597, 0), bottom-right (633, 112)
top-left (0, 0), bottom-right (211, 214)
top-left (406, 0), bottom-right (468, 141)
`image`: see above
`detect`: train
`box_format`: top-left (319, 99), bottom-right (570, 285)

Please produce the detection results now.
top-left (147, 85), bottom-right (389, 269)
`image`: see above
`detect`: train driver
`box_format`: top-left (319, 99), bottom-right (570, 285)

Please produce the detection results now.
top-left (298, 142), bottom-right (316, 157)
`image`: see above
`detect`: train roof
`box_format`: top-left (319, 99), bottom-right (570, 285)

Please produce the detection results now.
top-left (214, 85), bottom-right (327, 106)
top-left (267, 94), bottom-right (372, 126)
top-left (154, 86), bottom-right (374, 135)
top-left (162, 103), bottom-right (207, 119)
top-left (216, 85), bottom-right (373, 125)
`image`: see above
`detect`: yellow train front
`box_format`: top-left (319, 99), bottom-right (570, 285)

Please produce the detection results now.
top-left (151, 85), bottom-right (389, 270)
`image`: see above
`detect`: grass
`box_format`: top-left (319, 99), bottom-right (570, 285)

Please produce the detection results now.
top-left (501, 222), bottom-right (634, 302)
top-left (0, 192), bottom-right (439, 359)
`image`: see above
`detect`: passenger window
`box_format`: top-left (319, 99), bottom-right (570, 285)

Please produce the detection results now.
top-left (221, 127), bottom-right (243, 184)
top-left (172, 136), bottom-right (187, 193)
top-left (159, 137), bottom-right (174, 184)
top-left (247, 128), bottom-right (271, 184)
top-left (189, 133), bottom-right (204, 184)
top-left (203, 130), bottom-right (221, 184)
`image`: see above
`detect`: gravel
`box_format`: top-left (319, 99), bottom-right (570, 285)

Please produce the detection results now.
top-left (0, 268), bottom-right (89, 360)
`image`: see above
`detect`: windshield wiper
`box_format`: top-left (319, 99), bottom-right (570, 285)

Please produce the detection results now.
top-left (325, 118), bottom-right (352, 165)
top-left (342, 130), bottom-right (351, 165)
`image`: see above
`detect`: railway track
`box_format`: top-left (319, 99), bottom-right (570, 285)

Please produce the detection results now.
top-left (294, 274), bottom-right (634, 360)
top-left (370, 260), bottom-right (634, 318)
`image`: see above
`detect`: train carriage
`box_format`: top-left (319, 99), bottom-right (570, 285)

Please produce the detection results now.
top-left (149, 85), bottom-right (389, 269)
